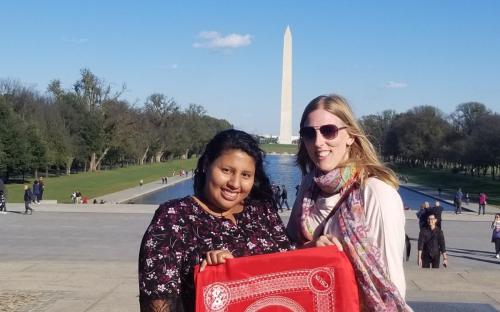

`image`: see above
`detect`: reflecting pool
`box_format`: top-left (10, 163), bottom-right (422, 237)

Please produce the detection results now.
top-left (132, 155), bottom-right (455, 211)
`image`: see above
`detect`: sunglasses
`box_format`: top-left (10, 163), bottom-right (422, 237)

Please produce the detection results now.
top-left (299, 124), bottom-right (347, 141)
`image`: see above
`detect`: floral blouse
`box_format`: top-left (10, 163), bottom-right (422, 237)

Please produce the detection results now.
top-left (138, 196), bottom-right (293, 311)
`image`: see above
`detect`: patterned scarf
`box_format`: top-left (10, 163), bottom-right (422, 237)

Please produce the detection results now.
top-left (298, 164), bottom-right (411, 311)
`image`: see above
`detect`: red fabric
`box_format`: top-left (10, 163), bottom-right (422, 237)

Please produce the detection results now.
top-left (194, 246), bottom-right (359, 312)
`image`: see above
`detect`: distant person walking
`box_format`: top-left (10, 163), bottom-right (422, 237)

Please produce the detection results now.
top-left (38, 176), bottom-right (45, 201)
top-left (454, 188), bottom-right (463, 214)
top-left (431, 201), bottom-right (443, 228)
top-left (418, 213), bottom-right (448, 268)
top-left (32, 180), bottom-right (41, 204)
top-left (478, 192), bottom-right (487, 215)
top-left (280, 185), bottom-right (290, 210)
top-left (272, 184), bottom-right (281, 212)
top-left (0, 191), bottom-right (6, 214)
top-left (417, 201), bottom-right (431, 229)
top-left (405, 234), bottom-right (411, 261)
top-left (23, 185), bottom-right (34, 215)
top-left (0, 178), bottom-right (6, 214)
top-left (491, 214), bottom-right (500, 259)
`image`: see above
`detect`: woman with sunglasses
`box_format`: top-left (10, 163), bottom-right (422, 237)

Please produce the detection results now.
top-left (287, 94), bottom-right (411, 311)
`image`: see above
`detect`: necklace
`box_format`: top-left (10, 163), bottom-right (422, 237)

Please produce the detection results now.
top-left (192, 196), bottom-right (236, 217)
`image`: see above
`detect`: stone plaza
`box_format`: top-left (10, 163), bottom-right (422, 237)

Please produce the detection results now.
top-left (0, 179), bottom-right (499, 311)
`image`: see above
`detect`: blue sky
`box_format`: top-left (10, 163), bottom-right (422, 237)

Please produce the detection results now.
top-left (1, 1), bottom-right (499, 135)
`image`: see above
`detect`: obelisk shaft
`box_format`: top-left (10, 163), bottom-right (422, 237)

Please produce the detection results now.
top-left (279, 26), bottom-right (292, 144)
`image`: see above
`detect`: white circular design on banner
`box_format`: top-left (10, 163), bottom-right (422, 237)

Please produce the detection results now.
top-left (244, 296), bottom-right (306, 312)
top-left (307, 268), bottom-right (334, 294)
top-left (204, 283), bottom-right (230, 311)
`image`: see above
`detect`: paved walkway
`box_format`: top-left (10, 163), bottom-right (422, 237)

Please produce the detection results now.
top-left (95, 173), bottom-right (193, 204)
top-left (0, 182), bottom-right (499, 311)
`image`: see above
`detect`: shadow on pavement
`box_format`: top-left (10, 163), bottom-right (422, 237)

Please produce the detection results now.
top-left (409, 302), bottom-right (498, 312)
top-left (2, 211), bottom-right (25, 215)
top-left (447, 247), bottom-right (500, 265)
top-left (449, 247), bottom-right (496, 256)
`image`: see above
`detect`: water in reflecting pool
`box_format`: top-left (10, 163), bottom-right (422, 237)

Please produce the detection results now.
top-left (132, 155), bottom-right (454, 211)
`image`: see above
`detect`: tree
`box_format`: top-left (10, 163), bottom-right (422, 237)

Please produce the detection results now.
top-left (100, 100), bottom-right (143, 167)
top-left (1, 73), bottom-right (233, 178)
top-left (359, 110), bottom-right (397, 156)
top-left (0, 97), bottom-right (43, 181)
top-left (72, 69), bottom-right (125, 171)
top-left (144, 93), bottom-right (180, 162)
top-left (385, 106), bottom-right (449, 165)
top-left (48, 85), bottom-right (87, 173)
top-left (463, 113), bottom-right (500, 178)
top-left (450, 102), bottom-right (490, 135)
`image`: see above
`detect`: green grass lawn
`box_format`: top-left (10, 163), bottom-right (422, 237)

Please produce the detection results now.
top-left (261, 144), bottom-right (298, 154)
top-left (395, 165), bottom-right (500, 205)
top-left (4, 158), bottom-right (197, 203)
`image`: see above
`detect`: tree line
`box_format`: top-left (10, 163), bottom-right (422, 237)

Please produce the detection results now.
top-left (2, 69), bottom-right (498, 182)
top-left (0, 69), bottom-right (231, 181)
top-left (359, 102), bottom-right (500, 179)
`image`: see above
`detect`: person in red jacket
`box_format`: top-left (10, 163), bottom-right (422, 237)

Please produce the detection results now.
top-left (478, 192), bottom-right (487, 215)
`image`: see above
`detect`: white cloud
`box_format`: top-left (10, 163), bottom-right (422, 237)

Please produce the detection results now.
top-left (193, 31), bottom-right (252, 50)
top-left (61, 36), bottom-right (89, 44)
top-left (155, 64), bottom-right (179, 71)
top-left (385, 81), bottom-right (408, 89)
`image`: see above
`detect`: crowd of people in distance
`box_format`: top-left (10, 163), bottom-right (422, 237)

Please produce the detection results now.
top-left (411, 192), bottom-right (497, 269)
top-left (22, 177), bottom-right (46, 215)
top-left (71, 190), bottom-right (84, 204)
top-left (1, 177), bottom-right (47, 215)
top-left (70, 191), bottom-right (106, 205)
top-left (435, 186), bottom-right (489, 216)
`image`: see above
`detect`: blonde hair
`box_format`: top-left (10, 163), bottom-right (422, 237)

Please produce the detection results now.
top-left (296, 94), bottom-right (399, 189)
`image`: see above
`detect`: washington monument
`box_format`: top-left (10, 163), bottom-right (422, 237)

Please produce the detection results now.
top-left (279, 26), bottom-right (292, 144)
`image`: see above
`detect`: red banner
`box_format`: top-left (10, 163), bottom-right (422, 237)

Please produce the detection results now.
top-left (195, 246), bottom-right (359, 312)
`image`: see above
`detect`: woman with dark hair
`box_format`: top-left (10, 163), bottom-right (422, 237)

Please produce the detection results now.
top-left (138, 129), bottom-right (292, 312)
